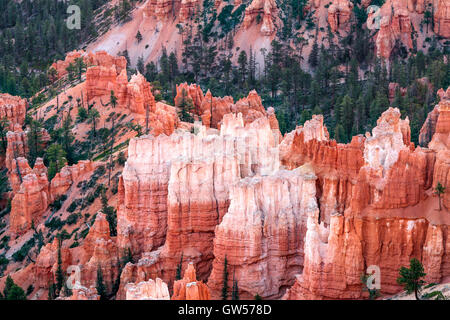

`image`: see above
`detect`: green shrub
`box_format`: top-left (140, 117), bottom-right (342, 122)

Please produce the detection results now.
top-left (45, 217), bottom-right (65, 231)
top-left (67, 199), bottom-right (81, 213)
top-left (70, 241), bottom-right (79, 248)
top-left (66, 213), bottom-right (79, 225)
top-left (12, 237), bottom-right (36, 262)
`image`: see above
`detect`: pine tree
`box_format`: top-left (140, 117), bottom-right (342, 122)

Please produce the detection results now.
top-left (2, 276), bottom-right (26, 300)
top-left (74, 57), bottom-right (86, 81)
top-left (135, 30), bottom-right (143, 43)
top-left (45, 143), bottom-right (67, 180)
top-left (108, 90), bottom-right (118, 187)
top-left (47, 281), bottom-right (56, 300)
top-left (434, 182), bottom-right (446, 211)
top-left (340, 95), bottom-right (354, 142)
top-left (0, 117), bottom-right (9, 155)
top-left (334, 124), bottom-right (346, 143)
top-left (397, 258), bottom-right (426, 300)
top-left (308, 38), bottom-right (319, 68)
top-left (55, 237), bottom-right (64, 294)
top-left (221, 256), bottom-right (229, 300)
top-left (96, 265), bottom-right (107, 300)
top-left (27, 119), bottom-right (44, 167)
top-left (231, 271), bottom-right (239, 300)
top-left (237, 50), bottom-right (248, 86)
top-left (176, 88), bottom-right (194, 122)
top-left (175, 253), bottom-right (184, 281)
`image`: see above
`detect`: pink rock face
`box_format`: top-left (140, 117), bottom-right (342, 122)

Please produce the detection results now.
top-left (50, 50), bottom-right (84, 79)
top-left (10, 158), bottom-right (49, 235)
top-left (51, 50), bottom-right (126, 80)
top-left (433, 150), bottom-right (450, 210)
top-left (327, 0), bottom-right (354, 32)
top-left (208, 167), bottom-right (318, 299)
top-left (280, 115), bottom-right (365, 223)
top-left (179, 0), bottom-right (198, 22)
top-left (118, 72), bottom-right (156, 115)
top-left (284, 214), bottom-right (449, 299)
top-left (86, 65), bottom-right (119, 99)
top-left (18, 212), bottom-right (120, 296)
top-left (86, 61), bottom-right (178, 136)
top-left (144, 0), bottom-right (174, 19)
top-left (375, 0), bottom-right (413, 58)
top-left (242, 0), bottom-right (277, 35)
top-left (160, 152), bottom-right (240, 281)
top-left (116, 113), bottom-right (280, 295)
top-left (125, 278), bottom-right (170, 300)
top-left (118, 113), bottom-right (279, 251)
top-left (388, 82), bottom-right (407, 101)
top-left (283, 104), bottom-right (449, 300)
top-left (60, 285), bottom-right (100, 300)
top-left (0, 93), bottom-right (27, 130)
top-left (429, 92), bottom-right (450, 152)
top-left (420, 105), bottom-right (440, 147)
top-left (172, 263), bottom-right (211, 300)
top-left (6, 129), bottom-right (30, 192)
top-left (85, 51), bottom-right (127, 75)
top-left (174, 84), bottom-right (280, 135)
top-left (50, 160), bottom-right (94, 201)
top-left (434, 0), bottom-right (450, 38)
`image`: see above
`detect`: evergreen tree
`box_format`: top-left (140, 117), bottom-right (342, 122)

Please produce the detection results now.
top-left (397, 258), bottom-right (426, 300)
top-left (175, 253), bottom-right (184, 281)
top-left (237, 50), bottom-right (248, 86)
top-left (334, 124), bottom-right (346, 143)
top-left (434, 182), bottom-right (446, 211)
top-left (0, 117), bottom-right (9, 155)
top-left (96, 265), bottom-right (107, 300)
top-left (74, 57), bottom-right (86, 82)
top-left (27, 119), bottom-right (44, 167)
top-left (136, 30), bottom-right (143, 43)
top-left (231, 271), bottom-right (239, 300)
top-left (55, 237), bottom-right (64, 294)
top-left (45, 143), bottom-right (67, 180)
top-left (308, 38), bottom-right (319, 68)
top-left (2, 276), bottom-right (26, 300)
top-left (340, 95), bottom-right (354, 142)
top-left (221, 256), bottom-right (229, 300)
top-left (47, 281), bottom-right (56, 300)
top-left (176, 88), bottom-right (194, 122)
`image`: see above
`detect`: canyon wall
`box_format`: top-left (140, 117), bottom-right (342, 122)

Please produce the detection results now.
top-left (208, 166), bottom-right (318, 299)
top-left (243, 0), bottom-right (277, 35)
top-left (283, 105), bottom-right (449, 300)
top-left (0, 93), bottom-right (27, 130)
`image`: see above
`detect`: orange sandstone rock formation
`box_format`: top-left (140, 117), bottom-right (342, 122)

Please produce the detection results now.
top-left (242, 0), bottom-right (277, 35)
top-left (327, 0), bottom-right (354, 32)
top-left (49, 160), bottom-right (94, 201)
top-left (59, 285), bottom-right (100, 300)
top-left (434, 0), bottom-right (450, 38)
top-left (51, 50), bottom-right (126, 79)
top-left (116, 113), bottom-right (280, 295)
top-left (0, 93), bottom-right (27, 129)
top-left (9, 158), bottom-right (49, 235)
top-left (282, 106), bottom-right (449, 300)
top-left (208, 166), bottom-right (318, 299)
top-left (174, 83), bottom-right (280, 134)
top-left (172, 263), bottom-right (211, 300)
top-left (374, 0), bottom-right (413, 59)
top-left (125, 278), bottom-right (170, 300)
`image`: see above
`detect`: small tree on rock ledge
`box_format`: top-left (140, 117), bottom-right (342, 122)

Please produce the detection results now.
top-left (434, 182), bottom-right (446, 211)
top-left (397, 258), bottom-right (426, 300)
